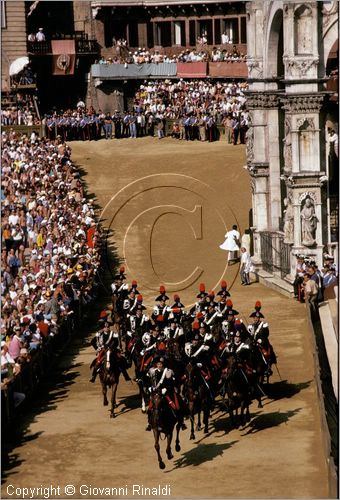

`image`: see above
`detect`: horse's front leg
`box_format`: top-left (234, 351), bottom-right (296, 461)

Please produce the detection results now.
top-left (175, 422), bottom-right (181, 452)
top-left (203, 406), bottom-right (210, 434)
top-left (166, 430), bottom-right (174, 460)
top-left (101, 377), bottom-right (108, 406)
top-left (110, 382), bottom-right (118, 418)
top-left (196, 410), bottom-right (202, 431)
top-left (154, 430), bottom-right (165, 469)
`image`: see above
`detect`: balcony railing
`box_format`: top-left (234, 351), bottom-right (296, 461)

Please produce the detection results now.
top-left (27, 39), bottom-right (98, 55)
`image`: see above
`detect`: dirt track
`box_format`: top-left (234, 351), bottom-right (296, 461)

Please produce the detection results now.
top-left (2, 138), bottom-right (331, 499)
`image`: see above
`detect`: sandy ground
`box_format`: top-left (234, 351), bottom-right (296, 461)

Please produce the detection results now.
top-left (2, 137), bottom-right (331, 499)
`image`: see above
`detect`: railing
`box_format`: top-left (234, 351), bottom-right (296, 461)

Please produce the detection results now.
top-left (260, 231), bottom-right (292, 278)
top-left (27, 39), bottom-right (98, 55)
top-left (280, 239), bottom-right (291, 279)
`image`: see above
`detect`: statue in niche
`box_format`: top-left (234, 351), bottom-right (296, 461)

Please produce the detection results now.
top-left (283, 196), bottom-right (294, 244)
top-left (300, 196), bottom-right (318, 247)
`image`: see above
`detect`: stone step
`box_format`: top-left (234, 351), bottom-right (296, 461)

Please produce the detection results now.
top-left (253, 271), bottom-right (294, 298)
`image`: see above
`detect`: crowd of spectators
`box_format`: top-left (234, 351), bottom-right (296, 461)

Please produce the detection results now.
top-left (1, 129), bottom-right (103, 412)
top-left (97, 44), bottom-right (246, 66)
top-left (293, 253), bottom-right (338, 318)
top-left (40, 81), bottom-right (249, 143)
top-left (1, 92), bottom-right (39, 127)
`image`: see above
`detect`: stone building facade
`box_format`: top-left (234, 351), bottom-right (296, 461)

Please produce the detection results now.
top-left (245, 0), bottom-right (338, 293)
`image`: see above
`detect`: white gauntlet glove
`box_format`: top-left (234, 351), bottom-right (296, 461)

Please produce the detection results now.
top-left (161, 388), bottom-right (167, 395)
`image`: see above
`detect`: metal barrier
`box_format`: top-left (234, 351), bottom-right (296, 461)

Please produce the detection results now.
top-left (260, 231), bottom-right (292, 278)
top-left (260, 232), bottom-right (274, 273)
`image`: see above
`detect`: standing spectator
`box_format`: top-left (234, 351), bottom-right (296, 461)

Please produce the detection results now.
top-left (35, 28), bottom-right (46, 42)
top-left (157, 119), bottom-right (164, 140)
top-left (129, 112), bottom-right (137, 139)
top-left (303, 274), bottom-right (319, 320)
top-left (103, 113), bottom-right (113, 140)
top-left (240, 247), bottom-right (252, 285)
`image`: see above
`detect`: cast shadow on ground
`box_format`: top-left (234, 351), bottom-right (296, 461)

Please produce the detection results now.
top-left (240, 407), bottom-right (302, 435)
top-left (166, 441), bottom-right (238, 471)
top-left (115, 392), bottom-right (143, 416)
top-left (263, 379), bottom-right (312, 402)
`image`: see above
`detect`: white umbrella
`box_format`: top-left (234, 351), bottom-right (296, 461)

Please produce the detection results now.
top-left (9, 56), bottom-right (30, 76)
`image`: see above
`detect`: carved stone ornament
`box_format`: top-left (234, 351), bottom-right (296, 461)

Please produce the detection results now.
top-left (280, 94), bottom-right (324, 113)
top-left (322, 1), bottom-right (338, 29)
top-left (298, 191), bottom-right (317, 204)
top-left (246, 58), bottom-right (263, 78)
top-left (283, 55), bottom-right (319, 76)
top-left (246, 93), bottom-right (279, 109)
top-left (297, 117), bottom-right (315, 131)
top-left (246, 125), bottom-right (254, 163)
top-left (283, 117), bottom-right (292, 173)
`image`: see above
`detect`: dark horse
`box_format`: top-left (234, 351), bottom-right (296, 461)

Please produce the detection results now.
top-left (220, 352), bottom-right (251, 428)
top-left (148, 390), bottom-right (181, 469)
top-left (183, 361), bottom-right (213, 440)
top-left (98, 347), bottom-right (122, 418)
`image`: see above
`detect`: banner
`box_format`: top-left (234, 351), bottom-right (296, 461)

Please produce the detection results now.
top-left (176, 62), bottom-right (207, 78)
top-left (209, 61), bottom-right (247, 78)
top-left (51, 40), bottom-right (76, 76)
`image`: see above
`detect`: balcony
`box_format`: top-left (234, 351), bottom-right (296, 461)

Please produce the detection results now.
top-left (27, 33), bottom-right (99, 55)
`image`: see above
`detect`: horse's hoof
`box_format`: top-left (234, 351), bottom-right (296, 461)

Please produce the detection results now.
top-left (175, 444), bottom-right (181, 452)
top-left (110, 413), bottom-right (116, 418)
top-left (159, 462), bottom-right (166, 470)
top-left (190, 434), bottom-right (195, 440)
top-left (258, 403), bottom-right (263, 408)
top-left (141, 409), bottom-right (146, 414)
top-left (167, 452), bottom-right (173, 460)
top-left (104, 401), bottom-right (109, 406)
top-left (204, 428), bottom-right (209, 434)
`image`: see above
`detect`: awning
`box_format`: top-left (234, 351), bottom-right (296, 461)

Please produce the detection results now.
top-left (176, 62), bottom-right (207, 78)
top-left (91, 62), bottom-right (177, 79)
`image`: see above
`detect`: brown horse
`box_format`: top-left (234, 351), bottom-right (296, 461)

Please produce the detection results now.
top-left (98, 347), bottom-right (122, 418)
top-left (148, 390), bottom-right (181, 469)
top-left (183, 361), bottom-right (213, 440)
top-left (220, 353), bottom-right (251, 428)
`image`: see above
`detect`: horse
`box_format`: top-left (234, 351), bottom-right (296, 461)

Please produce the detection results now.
top-left (183, 360), bottom-right (213, 440)
top-left (148, 389), bottom-right (181, 469)
top-left (97, 347), bottom-right (122, 418)
top-left (128, 338), bottom-right (153, 413)
top-left (219, 352), bottom-right (251, 428)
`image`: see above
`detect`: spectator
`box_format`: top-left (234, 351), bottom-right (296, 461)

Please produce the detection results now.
top-left (35, 28), bottom-right (46, 42)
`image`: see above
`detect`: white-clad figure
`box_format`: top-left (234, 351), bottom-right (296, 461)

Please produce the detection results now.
top-left (219, 224), bottom-right (240, 263)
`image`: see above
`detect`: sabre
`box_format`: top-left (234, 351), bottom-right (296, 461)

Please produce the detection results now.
top-left (274, 363), bottom-right (282, 381)
top-left (256, 383), bottom-right (267, 397)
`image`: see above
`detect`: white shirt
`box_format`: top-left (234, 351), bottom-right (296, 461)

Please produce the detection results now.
top-left (220, 229), bottom-right (240, 252)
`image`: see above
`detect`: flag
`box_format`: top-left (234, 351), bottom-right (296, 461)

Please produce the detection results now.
top-left (27, 0), bottom-right (39, 17)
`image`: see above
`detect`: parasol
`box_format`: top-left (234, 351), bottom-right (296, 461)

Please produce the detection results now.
top-left (9, 56), bottom-right (30, 76)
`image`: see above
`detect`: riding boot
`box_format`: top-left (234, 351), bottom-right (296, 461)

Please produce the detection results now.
top-left (89, 367), bottom-right (97, 383)
top-left (145, 423), bottom-right (152, 431)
